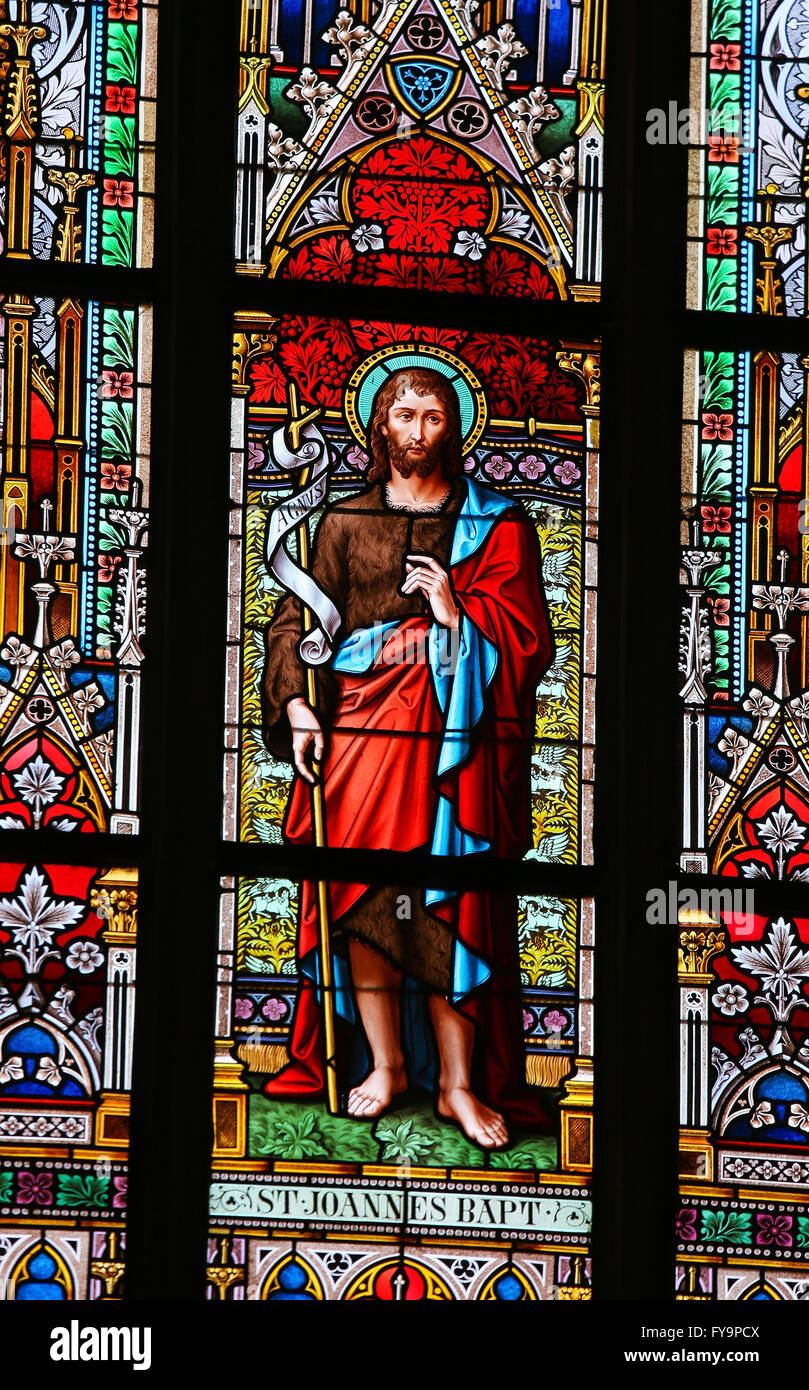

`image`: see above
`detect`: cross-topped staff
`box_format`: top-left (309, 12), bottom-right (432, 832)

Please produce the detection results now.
top-left (286, 381), bottom-right (321, 450)
top-left (279, 383), bottom-right (339, 1115)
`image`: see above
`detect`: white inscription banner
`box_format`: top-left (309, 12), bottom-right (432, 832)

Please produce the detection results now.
top-left (209, 1180), bottom-right (591, 1240)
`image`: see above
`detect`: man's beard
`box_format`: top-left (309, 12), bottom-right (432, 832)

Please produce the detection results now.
top-left (387, 438), bottom-right (444, 479)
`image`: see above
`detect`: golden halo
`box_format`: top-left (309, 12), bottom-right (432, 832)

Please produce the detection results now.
top-left (344, 343), bottom-right (488, 453)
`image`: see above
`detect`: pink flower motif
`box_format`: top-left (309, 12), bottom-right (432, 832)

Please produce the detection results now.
top-left (105, 84), bottom-right (137, 114)
top-left (701, 412), bottom-right (733, 441)
top-left (700, 504), bottom-right (732, 534)
top-left (706, 226), bottom-right (738, 256)
top-left (17, 1170), bottom-right (53, 1205)
top-left (553, 459), bottom-right (581, 485)
top-left (709, 43), bottom-right (741, 71)
top-left (234, 997), bottom-right (254, 1020)
top-left (101, 369), bottom-right (134, 399)
top-left (463, 453), bottom-right (478, 473)
top-left (484, 454), bottom-right (512, 480)
top-left (756, 1213), bottom-right (792, 1247)
top-left (112, 1176), bottom-right (127, 1210)
top-left (103, 178), bottom-right (135, 209)
top-left (676, 1207), bottom-right (697, 1241)
top-left (707, 134), bottom-right (739, 164)
top-left (707, 595), bottom-right (730, 626)
top-left (519, 454), bottom-right (546, 480)
top-left (98, 553), bottom-right (121, 584)
top-left (100, 462), bottom-right (132, 491)
top-left (522, 1009), bottom-right (534, 1033)
top-left (248, 440), bottom-right (265, 471)
top-left (262, 996), bottom-right (289, 1021)
top-left (346, 444), bottom-right (369, 471)
top-left (542, 1008), bottom-right (567, 1034)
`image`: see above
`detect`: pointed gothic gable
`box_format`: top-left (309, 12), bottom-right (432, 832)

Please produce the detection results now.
top-left (237, 0), bottom-right (604, 298)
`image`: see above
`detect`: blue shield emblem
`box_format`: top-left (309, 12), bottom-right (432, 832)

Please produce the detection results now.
top-left (388, 59), bottom-right (460, 117)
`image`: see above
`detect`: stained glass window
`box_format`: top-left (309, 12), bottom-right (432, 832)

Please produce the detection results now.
top-left (0, 295), bottom-right (151, 834)
top-left (0, 861), bottom-right (137, 1300)
top-left (677, 343), bottom-right (809, 1300)
top-left (210, 0), bottom-right (605, 1307)
top-left (0, 1), bottom-right (158, 269)
top-left (0, 0), bottom-right (155, 1309)
top-left (235, 0), bottom-right (604, 300)
top-left (676, 0), bottom-right (809, 1308)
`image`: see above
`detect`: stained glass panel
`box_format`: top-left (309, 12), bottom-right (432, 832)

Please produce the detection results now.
top-left (209, 878), bottom-right (593, 1300)
top-left (680, 347), bottom-right (808, 880)
top-left (677, 345), bottom-right (809, 1300)
top-left (0, 295), bottom-right (151, 833)
top-left (0, 862), bottom-right (136, 1301)
top-left (225, 311), bottom-right (598, 867)
top-left (214, 305), bottom-right (598, 1299)
top-left (687, 0), bottom-right (809, 315)
top-left (0, 1), bottom-right (158, 269)
top-left (235, 0), bottom-right (604, 300)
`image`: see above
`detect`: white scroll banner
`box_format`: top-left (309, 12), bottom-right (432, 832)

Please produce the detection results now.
top-left (265, 422), bottom-right (341, 666)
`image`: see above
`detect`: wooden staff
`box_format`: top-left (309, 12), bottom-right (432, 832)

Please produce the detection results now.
top-left (286, 384), bottom-right (339, 1115)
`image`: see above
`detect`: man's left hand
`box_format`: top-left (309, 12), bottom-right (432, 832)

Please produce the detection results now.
top-left (401, 555), bottom-right (460, 629)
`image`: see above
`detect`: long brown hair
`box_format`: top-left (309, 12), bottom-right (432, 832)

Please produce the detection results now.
top-left (367, 367), bottom-right (463, 483)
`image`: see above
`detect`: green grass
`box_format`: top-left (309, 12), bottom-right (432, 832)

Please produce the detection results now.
top-left (249, 1089), bottom-right (559, 1173)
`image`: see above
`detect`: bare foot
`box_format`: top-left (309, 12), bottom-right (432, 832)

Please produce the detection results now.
top-left (438, 1087), bottom-right (509, 1149)
top-left (347, 1065), bottom-right (407, 1119)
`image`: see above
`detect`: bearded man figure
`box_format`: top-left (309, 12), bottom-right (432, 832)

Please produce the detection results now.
top-left (262, 365), bottom-right (554, 1147)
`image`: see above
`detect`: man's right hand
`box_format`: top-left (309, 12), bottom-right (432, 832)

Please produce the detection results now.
top-left (286, 697), bottom-right (324, 785)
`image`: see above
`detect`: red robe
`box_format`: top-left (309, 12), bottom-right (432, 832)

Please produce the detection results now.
top-left (266, 491), bottom-right (554, 1125)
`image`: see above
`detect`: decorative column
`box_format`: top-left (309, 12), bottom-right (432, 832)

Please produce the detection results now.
top-left (0, 2), bottom-right (47, 259)
top-left (557, 344), bottom-right (599, 866)
top-left (107, 493), bottom-right (147, 833)
top-left (678, 923), bottom-right (724, 1182)
top-left (532, 0), bottom-right (551, 81)
top-left (236, 52), bottom-right (272, 273)
top-left (207, 1236), bottom-right (244, 1300)
top-left (801, 105), bottom-right (809, 685)
top-left (564, 0), bottom-right (584, 86)
top-left (558, 900), bottom-right (594, 1177)
top-left (0, 294), bottom-right (37, 635)
top-left (801, 352), bottom-right (809, 686)
top-left (556, 344), bottom-right (600, 447)
top-left (212, 879), bottom-right (248, 1163)
top-left (743, 188), bottom-right (790, 686)
top-left (743, 184), bottom-right (794, 316)
top-left (47, 127), bottom-right (96, 265)
top-left (51, 298), bottom-right (85, 640)
top-left (569, 0), bottom-right (605, 299)
top-left (47, 131), bottom-right (94, 640)
top-left (551, 355), bottom-right (598, 1176)
top-left (90, 1230), bottom-right (126, 1300)
top-left (226, 318), bottom-right (276, 838)
top-left (676, 1263), bottom-right (711, 1302)
top-left (13, 510), bottom-right (76, 656)
top-left (679, 521), bottom-right (721, 872)
top-left (752, 548), bottom-right (809, 709)
top-left (91, 867), bottom-right (138, 1148)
